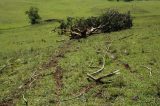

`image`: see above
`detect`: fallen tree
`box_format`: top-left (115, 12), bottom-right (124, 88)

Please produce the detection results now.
top-left (54, 9), bottom-right (133, 39)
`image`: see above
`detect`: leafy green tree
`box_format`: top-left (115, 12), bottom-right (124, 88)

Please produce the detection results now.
top-left (25, 7), bottom-right (41, 24)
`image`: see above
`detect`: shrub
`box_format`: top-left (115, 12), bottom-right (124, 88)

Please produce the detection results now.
top-left (25, 7), bottom-right (41, 25)
top-left (57, 9), bottom-right (133, 39)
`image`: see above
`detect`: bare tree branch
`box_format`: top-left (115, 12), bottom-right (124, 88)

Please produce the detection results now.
top-left (90, 56), bottom-right (106, 75)
top-left (87, 70), bottom-right (120, 83)
top-left (22, 94), bottom-right (28, 106)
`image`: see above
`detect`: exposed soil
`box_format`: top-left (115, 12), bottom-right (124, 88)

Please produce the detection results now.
top-left (43, 41), bottom-right (72, 105)
top-left (53, 66), bottom-right (64, 105)
top-left (42, 41), bottom-right (71, 69)
top-left (77, 82), bottom-right (96, 95)
top-left (0, 100), bottom-right (14, 106)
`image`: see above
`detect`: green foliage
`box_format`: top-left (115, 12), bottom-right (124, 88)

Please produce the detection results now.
top-left (25, 7), bottom-right (41, 25)
top-left (98, 9), bottom-right (132, 32)
top-left (58, 9), bottom-right (132, 39)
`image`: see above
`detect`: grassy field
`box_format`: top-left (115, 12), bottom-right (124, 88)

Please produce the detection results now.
top-left (0, 0), bottom-right (160, 106)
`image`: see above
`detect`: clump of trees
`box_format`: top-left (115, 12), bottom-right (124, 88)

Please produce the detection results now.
top-left (25, 7), bottom-right (41, 25)
top-left (56, 9), bottom-right (133, 39)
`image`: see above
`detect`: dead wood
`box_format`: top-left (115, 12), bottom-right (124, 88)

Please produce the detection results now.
top-left (28, 79), bottom-right (36, 87)
top-left (55, 9), bottom-right (133, 39)
top-left (87, 70), bottom-right (120, 83)
top-left (95, 70), bottom-right (120, 80)
top-left (22, 94), bottom-right (28, 106)
top-left (90, 56), bottom-right (106, 75)
top-left (87, 42), bottom-right (120, 83)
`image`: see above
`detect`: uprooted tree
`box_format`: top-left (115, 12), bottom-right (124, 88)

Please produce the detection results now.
top-left (54, 9), bottom-right (133, 39)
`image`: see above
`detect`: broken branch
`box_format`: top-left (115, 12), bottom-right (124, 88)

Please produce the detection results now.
top-left (87, 70), bottom-right (120, 83)
top-left (96, 70), bottom-right (120, 80)
top-left (22, 94), bottom-right (28, 106)
top-left (90, 56), bottom-right (106, 75)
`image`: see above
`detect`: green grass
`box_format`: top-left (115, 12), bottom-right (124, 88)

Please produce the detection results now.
top-left (0, 0), bottom-right (160, 106)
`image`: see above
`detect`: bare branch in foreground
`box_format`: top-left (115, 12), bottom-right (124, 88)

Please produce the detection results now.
top-left (22, 94), bottom-right (28, 106)
top-left (90, 56), bottom-right (106, 76)
top-left (87, 70), bottom-right (120, 83)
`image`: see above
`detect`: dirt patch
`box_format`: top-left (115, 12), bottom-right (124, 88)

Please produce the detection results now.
top-left (43, 41), bottom-right (72, 105)
top-left (43, 58), bottom-right (59, 68)
top-left (78, 82), bottom-right (96, 95)
top-left (0, 100), bottom-right (14, 106)
top-left (42, 41), bottom-right (71, 69)
top-left (53, 66), bottom-right (64, 105)
top-left (54, 66), bottom-right (63, 93)
top-left (69, 82), bottom-right (97, 99)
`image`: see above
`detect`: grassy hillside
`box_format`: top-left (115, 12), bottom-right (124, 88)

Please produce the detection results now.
top-left (0, 0), bottom-right (160, 106)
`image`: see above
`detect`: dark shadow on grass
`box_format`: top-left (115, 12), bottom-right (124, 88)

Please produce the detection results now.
top-left (0, 18), bottom-right (62, 31)
top-left (0, 25), bottom-right (30, 31)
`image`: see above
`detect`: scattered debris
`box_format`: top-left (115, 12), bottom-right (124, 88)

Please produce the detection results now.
top-left (87, 70), bottom-right (120, 83)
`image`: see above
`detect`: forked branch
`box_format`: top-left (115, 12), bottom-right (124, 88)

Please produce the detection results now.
top-left (87, 70), bottom-right (120, 83)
